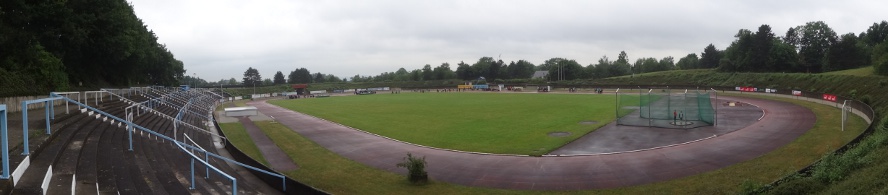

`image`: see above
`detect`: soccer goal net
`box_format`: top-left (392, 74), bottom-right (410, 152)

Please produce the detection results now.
top-left (615, 88), bottom-right (715, 129)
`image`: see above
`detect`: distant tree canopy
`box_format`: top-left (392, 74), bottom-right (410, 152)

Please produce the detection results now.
top-left (347, 20), bottom-right (888, 80)
top-left (273, 71), bottom-right (286, 84)
top-left (713, 21), bottom-right (886, 74)
top-left (242, 67), bottom-right (261, 86)
top-left (0, 0), bottom-right (185, 96)
top-left (288, 68), bottom-right (312, 84)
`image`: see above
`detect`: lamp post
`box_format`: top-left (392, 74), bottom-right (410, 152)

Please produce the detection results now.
top-left (192, 73), bottom-right (196, 89)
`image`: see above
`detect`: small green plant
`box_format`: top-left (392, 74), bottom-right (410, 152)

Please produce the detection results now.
top-left (738, 179), bottom-right (763, 195)
top-left (396, 153), bottom-right (428, 184)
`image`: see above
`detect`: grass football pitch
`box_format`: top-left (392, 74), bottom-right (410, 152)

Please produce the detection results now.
top-left (269, 92), bottom-right (618, 155)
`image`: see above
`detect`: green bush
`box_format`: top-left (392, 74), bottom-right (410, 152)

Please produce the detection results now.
top-left (860, 95), bottom-right (873, 106)
top-left (812, 116), bottom-right (888, 183)
top-left (739, 179), bottom-right (764, 195)
top-left (396, 153), bottom-right (428, 184)
top-left (765, 177), bottom-right (824, 195)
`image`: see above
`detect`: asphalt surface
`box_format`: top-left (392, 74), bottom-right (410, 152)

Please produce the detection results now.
top-left (550, 96), bottom-right (764, 155)
top-left (247, 95), bottom-right (815, 190)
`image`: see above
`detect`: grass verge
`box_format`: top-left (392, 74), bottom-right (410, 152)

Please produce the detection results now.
top-left (251, 120), bottom-right (516, 194)
top-left (218, 122), bottom-right (269, 166)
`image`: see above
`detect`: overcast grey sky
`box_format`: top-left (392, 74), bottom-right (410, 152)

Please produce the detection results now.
top-left (128, 0), bottom-right (887, 81)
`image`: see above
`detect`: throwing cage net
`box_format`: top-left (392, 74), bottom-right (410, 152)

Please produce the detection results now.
top-left (615, 88), bottom-right (716, 129)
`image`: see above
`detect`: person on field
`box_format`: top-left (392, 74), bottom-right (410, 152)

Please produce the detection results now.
top-left (673, 110), bottom-right (677, 123)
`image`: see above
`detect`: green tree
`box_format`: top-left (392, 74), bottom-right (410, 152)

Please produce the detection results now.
top-left (324, 74), bottom-right (341, 82)
top-left (658, 56), bottom-right (675, 71)
top-left (273, 71), bottom-right (286, 84)
top-left (719, 29), bottom-right (753, 72)
top-left (792, 21), bottom-right (838, 73)
top-left (676, 53), bottom-right (700, 70)
top-left (862, 21), bottom-right (888, 47)
top-left (700, 44), bottom-right (721, 69)
top-left (634, 57), bottom-right (660, 74)
top-left (0, 0), bottom-right (185, 93)
top-left (287, 68), bottom-right (312, 83)
top-left (242, 67), bottom-right (261, 86)
top-left (455, 61), bottom-right (474, 80)
top-left (421, 64), bottom-right (433, 80)
top-left (470, 57), bottom-right (495, 80)
top-left (612, 51), bottom-right (632, 76)
top-left (769, 40), bottom-right (800, 72)
top-left (873, 43), bottom-right (888, 75)
top-left (287, 70), bottom-right (298, 84)
top-left (825, 33), bottom-right (868, 71)
top-left (753, 25), bottom-right (776, 71)
top-left (395, 67), bottom-right (409, 81)
top-left (433, 62), bottom-right (455, 80)
top-left (507, 60), bottom-right (536, 79)
top-left (409, 69), bottom-right (422, 81)
top-left (784, 27), bottom-right (800, 48)
top-left (313, 72), bottom-right (326, 83)
top-left (545, 58), bottom-right (583, 81)
top-left (488, 59), bottom-right (505, 81)
top-left (588, 55), bottom-right (614, 79)
top-left (633, 58), bottom-right (644, 74)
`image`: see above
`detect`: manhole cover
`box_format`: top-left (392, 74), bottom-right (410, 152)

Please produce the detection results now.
top-left (548, 132), bottom-right (571, 137)
top-left (578, 121), bottom-right (598, 125)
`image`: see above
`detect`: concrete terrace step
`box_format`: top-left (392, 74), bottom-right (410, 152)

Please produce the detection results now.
top-left (14, 111), bottom-right (97, 194)
top-left (44, 108), bottom-right (116, 195)
top-left (12, 91), bottom-right (273, 194)
top-left (44, 105), bottom-right (124, 193)
top-left (74, 118), bottom-right (121, 194)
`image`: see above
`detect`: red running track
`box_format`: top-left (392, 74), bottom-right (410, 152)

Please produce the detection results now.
top-left (247, 95), bottom-right (814, 190)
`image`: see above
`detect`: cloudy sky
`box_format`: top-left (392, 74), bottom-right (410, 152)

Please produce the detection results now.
top-left (128, 0), bottom-right (886, 82)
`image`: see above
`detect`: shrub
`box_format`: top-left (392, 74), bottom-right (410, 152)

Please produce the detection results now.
top-left (860, 95), bottom-right (873, 106)
top-left (396, 153), bottom-right (428, 184)
top-left (739, 179), bottom-right (764, 195)
top-left (812, 116), bottom-right (888, 183)
top-left (765, 177), bottom-right (824, 195)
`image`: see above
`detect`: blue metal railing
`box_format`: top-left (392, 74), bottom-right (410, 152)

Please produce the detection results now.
top-left (1, 104), bottom-right (9, 179)
top-left (175, 142), bottom-right (237, 194)
top-left (20, 97), bottom-right (64, 155)
top-left (48, 92), bottom-right (287, 193)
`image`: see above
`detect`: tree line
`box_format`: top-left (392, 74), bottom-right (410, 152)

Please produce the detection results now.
top-left (353, 20), bottom-right (888, 82)
top-left (211, 67), bottom-right (346, 88)
top-left (0, 0), bottom-right (186, 96)
top-left (716, 21), bottom-right (888, 73)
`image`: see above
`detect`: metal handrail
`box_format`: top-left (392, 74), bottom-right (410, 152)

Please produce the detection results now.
top-left (50, 93), bottom-right (287, 193)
